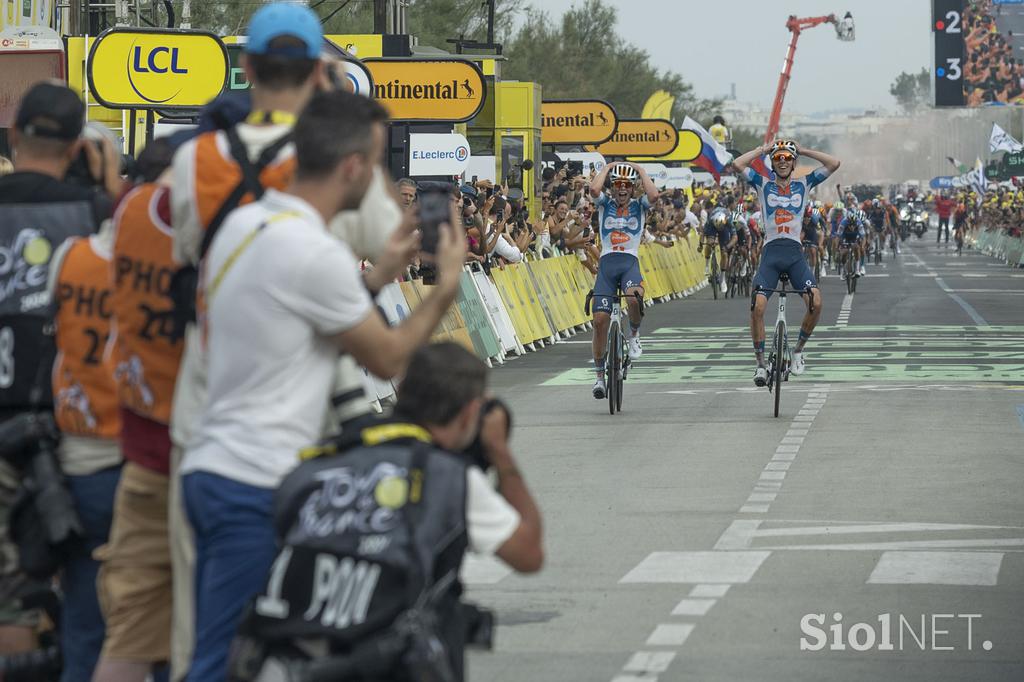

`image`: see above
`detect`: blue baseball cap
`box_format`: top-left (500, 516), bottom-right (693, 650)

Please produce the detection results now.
top-left (246, 2), bottom-right (323, 59)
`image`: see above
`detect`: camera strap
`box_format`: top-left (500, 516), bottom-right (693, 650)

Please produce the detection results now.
top-left (200, 127), bottom-right (293, 262)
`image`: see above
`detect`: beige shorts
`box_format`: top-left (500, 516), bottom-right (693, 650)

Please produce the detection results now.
top-left (95, 462), bottom-right (171, 662)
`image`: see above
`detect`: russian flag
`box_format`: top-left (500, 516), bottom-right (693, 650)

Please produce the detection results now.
top-left (683, 116), bottom-right (733, 183)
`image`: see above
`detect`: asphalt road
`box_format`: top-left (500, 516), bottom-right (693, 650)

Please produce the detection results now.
top-left (464, 237), bottom-right (1024, 682)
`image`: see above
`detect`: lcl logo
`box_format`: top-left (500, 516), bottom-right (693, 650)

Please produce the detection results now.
top-left (127, 42), bottom-right (189, 103)
top-left (132, 46), bottom-right (188, 74)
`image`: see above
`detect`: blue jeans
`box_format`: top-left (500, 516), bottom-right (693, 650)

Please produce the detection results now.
top-left (183, 472), bottom-right (276, 682)
top-left (62, 465), bottom-right (122, 682)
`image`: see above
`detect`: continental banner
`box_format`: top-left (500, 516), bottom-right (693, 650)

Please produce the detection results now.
top-left (541, 99), bottom-right (617, 145)
top-left (587, 119), bottom-right (678, 158)
top-left (363, 58), bottom-right (485, 122)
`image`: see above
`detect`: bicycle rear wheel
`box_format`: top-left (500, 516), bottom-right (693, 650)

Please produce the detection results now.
top-left (607, 322), bottom-right (619, 415)
top-left (773, 323), bottom-right (784, 418)
top-left (874, 235), bottom-right (881, 264)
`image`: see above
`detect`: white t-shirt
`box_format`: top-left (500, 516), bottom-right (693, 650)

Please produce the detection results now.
top-left (180, 190), bottom-right (373, 489)
top-left (466, 467), bottom-right (520, 554)
top-left (681, 210), bottom-right (700, 229)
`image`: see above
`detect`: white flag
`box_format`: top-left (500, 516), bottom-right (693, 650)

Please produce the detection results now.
top-left (989, 123), bottom-right (1023, 154)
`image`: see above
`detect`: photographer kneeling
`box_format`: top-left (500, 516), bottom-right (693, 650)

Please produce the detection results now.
top-left (230, 342), bottom-right (543, 682)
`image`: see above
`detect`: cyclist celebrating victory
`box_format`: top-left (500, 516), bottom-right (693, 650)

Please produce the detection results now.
top-left (733, 140), bottom-right (841, 385)
top-left (588, 162), bottom-right (659, 399)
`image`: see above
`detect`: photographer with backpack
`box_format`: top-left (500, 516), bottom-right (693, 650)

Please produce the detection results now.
top-left (230, 342), bottom-right (544, 682)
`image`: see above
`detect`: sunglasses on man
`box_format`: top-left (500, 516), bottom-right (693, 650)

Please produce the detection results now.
top-left (612, 179), bottom-right (633, 189)
top-left (772, 152), bottom-right (795, 163)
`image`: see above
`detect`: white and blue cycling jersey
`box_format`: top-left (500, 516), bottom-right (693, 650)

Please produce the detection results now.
top-left (742, 166), bottom-right (831, 246)
top-left (594, 192), bottom-right (652, 259)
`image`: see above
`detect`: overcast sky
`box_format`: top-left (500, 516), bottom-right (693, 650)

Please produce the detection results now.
top-left (522, 0), bottom-right (931, 114)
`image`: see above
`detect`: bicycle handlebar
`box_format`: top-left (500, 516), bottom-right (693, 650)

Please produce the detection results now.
top-left (584, 290), bottom-right (645, 317)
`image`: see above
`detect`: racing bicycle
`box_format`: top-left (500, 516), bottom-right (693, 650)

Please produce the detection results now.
top-left (706, 245), bottom-right (721, 300)
top-left (839, 243), bottom-right (858, 294)
top-left (585, 290), bottom-right (644, 415)
top-left (760, 273), bottom-right (815, 418)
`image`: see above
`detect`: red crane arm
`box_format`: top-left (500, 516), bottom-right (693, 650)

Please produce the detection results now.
top-left (764, 14), bottom-right (838, 144)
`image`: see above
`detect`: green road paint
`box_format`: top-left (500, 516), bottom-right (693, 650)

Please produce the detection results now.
top-left (653, 325), bottom-right (1024, 335)
top-left (636, 351), bottom-right (1024, 362)
top-left (640, 340), bottom-right (1024, 351)
top-left (542, 364), bottom-right (1024, 386)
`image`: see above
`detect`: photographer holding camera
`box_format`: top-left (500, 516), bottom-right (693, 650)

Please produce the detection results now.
top-left (0, 81), bottom-right (125, 678)
top-left (230, 341), bottom-right (543, 682)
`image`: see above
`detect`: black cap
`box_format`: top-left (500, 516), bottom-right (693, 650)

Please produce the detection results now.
top-left (15, 82), bottom-right (85, 140)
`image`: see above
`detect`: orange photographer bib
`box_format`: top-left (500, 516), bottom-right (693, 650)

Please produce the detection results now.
top-left (110, 184), bottom-right (184, 424)
top-left (192, 131), bottom-right (296, 232)
top-left (52, 237), bottom-right (121, 439)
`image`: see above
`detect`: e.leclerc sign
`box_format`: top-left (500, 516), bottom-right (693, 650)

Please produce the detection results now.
top-left (88, 28), bottom-right (227, 109)
top-left (586, 119), bottom-right (678, 158)
top-left (362, 58), bottom-right (485, 122)
top-left (408, 133), bottom-right (471, 176)
top-left (541, 99), bottom-right (617, 145)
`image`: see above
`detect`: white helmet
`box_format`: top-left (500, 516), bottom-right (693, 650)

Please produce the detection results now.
top-left (609, 163), bottom-right (639, 184)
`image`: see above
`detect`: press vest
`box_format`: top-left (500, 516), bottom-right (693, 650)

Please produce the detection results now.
top-left (51, 237), bottom-right (120, 439)
top-left (0, 201), bottom-right (96, 414)
top-left (250, 429), bottom-right (470, 678)
top-left (110, 184), bottom-right (183, 424)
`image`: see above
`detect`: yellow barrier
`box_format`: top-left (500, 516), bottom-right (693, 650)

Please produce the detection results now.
top-left (401, 280), bottom-right (476, 351)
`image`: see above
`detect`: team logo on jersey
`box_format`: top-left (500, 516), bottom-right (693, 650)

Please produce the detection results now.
top-left (610, 231), bottom-right (630, 245)
top-left (605, 215), bottom-right (641, 234)
top-left (766, 192), bottom-right (803, 209)
top-left (775, 209), bottom-right (794, 225)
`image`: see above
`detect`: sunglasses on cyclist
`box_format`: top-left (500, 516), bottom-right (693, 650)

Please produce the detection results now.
top-left (771, 152), bottom-right (795, 163)
top-left (612, 179), bottom-right (633, 189)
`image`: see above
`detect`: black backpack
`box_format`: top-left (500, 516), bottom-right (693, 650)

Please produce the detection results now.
top-left (168, 127), bottom-right (292, 340)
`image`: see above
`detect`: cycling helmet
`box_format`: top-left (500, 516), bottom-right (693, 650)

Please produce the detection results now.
top-left (609, 163), bottom-right (639, 184)
top-left (769, 140), bottom-right (798, 158)
top-left (711, 210), bottom-right (730, 227)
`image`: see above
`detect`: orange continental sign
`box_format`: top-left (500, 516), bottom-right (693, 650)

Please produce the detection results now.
top-left (629, 129), bottom-right (702, 162)
top-left (363, 58), bottom-right (485, 122)
top-left (88, 28), bottom-right (227, 109)
top-left (586, 119), bottom-right (678, 158)
top-left (541, 99), bottom-right (617, 145)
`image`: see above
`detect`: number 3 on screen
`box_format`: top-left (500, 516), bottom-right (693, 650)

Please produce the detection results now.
top-left (945, 58), bottom-right (961, 81)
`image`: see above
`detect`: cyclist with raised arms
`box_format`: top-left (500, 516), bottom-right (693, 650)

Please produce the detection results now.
top-left (588, 162), bottom-right (659, 399)
top-left (732, 140), bottom-right (840, 385)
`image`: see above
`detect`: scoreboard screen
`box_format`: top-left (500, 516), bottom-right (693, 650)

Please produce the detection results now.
top-left (935, 0), bottom-right (1024, 106)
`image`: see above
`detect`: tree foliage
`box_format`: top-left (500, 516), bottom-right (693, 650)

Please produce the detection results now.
top-left (889, 68), bottom-right (931, 113)
top-left (169, 0), bottom-right (715, 124)
top-left (502, 0), bottom-right (718, 124)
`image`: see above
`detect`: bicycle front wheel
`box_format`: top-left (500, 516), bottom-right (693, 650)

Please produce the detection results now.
top-left (607, 322), bottom-right (620, 415)
top-left (773, 324), bottom-right (784, 418)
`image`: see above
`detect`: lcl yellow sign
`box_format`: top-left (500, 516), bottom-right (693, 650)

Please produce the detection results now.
top-left (363, 58), bottom-right (485, 122)
top-left (88, 28), bottom-right (228, 109)
top-left (541, 100), bottom-right (617, 145)
top-left (587, 119), bottom-right (678, 158)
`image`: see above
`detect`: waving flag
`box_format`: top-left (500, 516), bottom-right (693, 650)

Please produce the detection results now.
top-left (683, 116), bottom-right (733, 182)
top-left (989, 123), bottom-right (1023, 154)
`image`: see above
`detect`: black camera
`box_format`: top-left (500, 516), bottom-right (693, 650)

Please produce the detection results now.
top-left (1, 412), bottom-right (84, 579)
top-left (460, 398), bottom-right (512, 472)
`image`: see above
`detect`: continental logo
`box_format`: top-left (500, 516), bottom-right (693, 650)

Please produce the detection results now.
top-left (542, 100), bottom-right (618, 145)
top-left (363, 58), bottom-right (486, 122)
top-left (88, 28), bottom-right (228, 109)
top-left (587, 119), bottom-right (678, 158)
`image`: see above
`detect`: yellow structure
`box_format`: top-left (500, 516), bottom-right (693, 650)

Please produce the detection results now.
top-left (494, 80), bottom-right (542, 219)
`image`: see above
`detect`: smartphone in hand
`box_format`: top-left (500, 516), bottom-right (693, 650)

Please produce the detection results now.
top-left (417, 189), bottom-right (450, 255)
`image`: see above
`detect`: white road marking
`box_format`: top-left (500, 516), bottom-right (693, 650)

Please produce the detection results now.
top-left (747, 492), bottom-right (778, 502)
top-left (740, 504), bottom-right (770, 513)
top-left (764, 462), bottom-right (791, 471)
top-left (646, 624), bottom-right (695, 646)
top-left (623, 651), bottom-right (676, 673)
top-left (670, 599), bottom-right (716, 616)
top-left (767, 538), bottom-right (1024, 551)
top-left (620, 551), bottom-right (771, 583)
top-left (690, 584), bottom-right (730, 598)
top-left (868, 551), bottom-right (1004, 586)
top-left (760, 471), bottom-right (786, 481)
top-left (753, 522), bottom-right (1013, 538)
